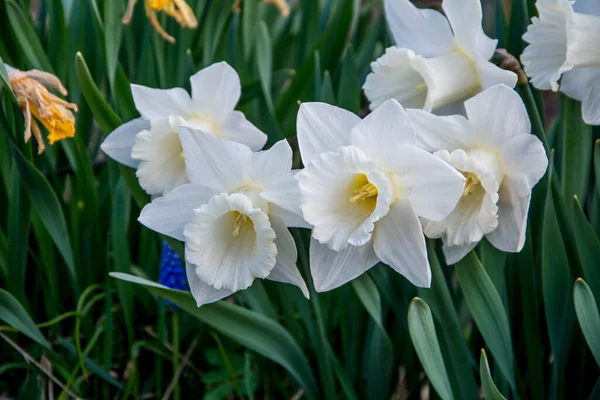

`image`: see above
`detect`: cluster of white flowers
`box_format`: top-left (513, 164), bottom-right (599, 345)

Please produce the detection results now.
top-left (521, 0), bottom-right (600, 124)
top-left (102, 0), bottom-right (551, 306)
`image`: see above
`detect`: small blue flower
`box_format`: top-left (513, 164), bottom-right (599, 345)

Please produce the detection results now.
top-left (159, 242), bottom-right (187, 308)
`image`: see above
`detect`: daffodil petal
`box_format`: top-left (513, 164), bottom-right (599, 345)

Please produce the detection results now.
top-left (500, 134), bottom-right (548, 196)
top-left (392, 146), bottom-right (466, 222)
top-left (189, 61), bottom-right (241, 123)
top-left (442, 0), bottom-right (497, 59)
top-left (267, 216), bottom-right (309, 298)
top-left (373, 199), bottom-right (431, 287)
top-left (407, 109), bottom-right (472, 153)
top-left (349, 99), bottom-right (416, 170)
top-left (561, 67), bottom-right (600, 101)
top-left (486, 180), bottom-right (531, 253)
top-left (138, 183), bottom-right (221, 241)
top-left (582, 82), bottom-right (600, 125)
top-left (259, 172), bottom-right (305, 225)
top-left (186, 262), bottom-right (233, 307)
top-left (269, 204), bottom-right (311, 229)
top-left (179, 126), bottom-right (251, 191)
top-left (219, 111), bottom-right (267, 151)
top-left (296, 102), bottom-right (359, 165)
top-left (309, 237), bottom-right (379, 292)
top-left (101, 118), bottom-right (149, 168)
top-left (442, 241), bottom-right (477, 265)
top-left (475, 55), bottom-right (518, 90)
top-left (573, 0), bottom-right (600, 15)
top-left (384, 0), bottom-right (455, 57)
top-left (247, 140), bottom-right (292, 187)
top-left (130, 84), bottom-right (193, 119)
top-left (464, 84), bottom-right (531, 148)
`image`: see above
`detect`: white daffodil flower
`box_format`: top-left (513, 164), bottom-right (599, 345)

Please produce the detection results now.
top-left (522, 0), bottom-right (600, 124)
top-left (407, 84), bottom-right (548, 264)
top-left (138, 126), bottom-right (309, 306)
top-left (100, 62), bottom-right (267, 197)
top-left (295, 99), bottom-right (466, 291)
top-left (363, 0), bottom-right (517, 114)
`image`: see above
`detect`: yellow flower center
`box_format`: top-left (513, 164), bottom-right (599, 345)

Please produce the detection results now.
top-left (232, 212), bottom-right (252, 236)
top-left (349, 174), bottom-right (379, 214)
top-left (148, 0), bottom-right (172, 10)
top-left (462, 172), bottom-right (481, 197)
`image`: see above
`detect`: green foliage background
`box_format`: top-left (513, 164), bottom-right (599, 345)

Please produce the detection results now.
top-left (0, 0), bottom-right (599, 398)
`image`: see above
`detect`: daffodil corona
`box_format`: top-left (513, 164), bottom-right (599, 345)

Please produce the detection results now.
top-left (294, 99), bottom-right (466, 291)
top-left (363, 0), bottom-right (517, 114)
top-left (123, 0), bottom-right (198, 43)
top-left (522, 0), bottom-right (600, 124)
top-left (101, 62), bottom-right (267, 197)
top-left (138, 128), bottom-right (309, 306)
top-left (407, 84), bottom-right (548, 264)
top-left (5, 64), bottom-right (77, 154)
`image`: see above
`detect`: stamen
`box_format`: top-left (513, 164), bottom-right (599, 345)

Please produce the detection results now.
top-left (415, 83), bottom-right (428, 90)
top-left (350, 182), bottom-right (378, 203)
top-left (232, 213), bottom-right (249, 236)
top-left (462, 172), bottom-right (480, 197)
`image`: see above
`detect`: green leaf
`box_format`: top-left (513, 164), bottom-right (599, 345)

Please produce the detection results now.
top-left (110, 272), bottom-right (318, 398)
top-left (419, 242), bottom-right (478, 400)
top-left (572, 196), bottom-right (600, 301)
top-left (104, 0), bottom-right (122, 90)
top-left (560, 96), bottom-right (593, 201)
top-left (480, 349), bottom-right (508, 400)
top-left (337, 46), bottom-right (360, 114)
top-left (256, 21), bottom-right (274, 113)
top-left (0, 289), bottom-right (50, 349)
top-left (408, 298), bottom-right (454, 400)
top-left (75, 52), bottom-right (121, 134)
top-left (9, 141), bottom-right (79, 294)
top-left (455, 252), bottom-right (516, 390)
top-left (242, 0), bottom-right (258, 61)
top-left (5, 0), bottom-right (53, 71)
top-left (573, 279), bottom-right (600, 368)
top-left (352, 274), bottom-right (393, 399)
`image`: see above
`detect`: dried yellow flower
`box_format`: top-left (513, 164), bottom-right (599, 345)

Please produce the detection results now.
top-left (123, 0), bottom-right (198, 44)
top-left (5, 65), bottom-right (78, 155)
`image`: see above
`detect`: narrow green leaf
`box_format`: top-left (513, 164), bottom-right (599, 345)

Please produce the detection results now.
top-left (455, 252), bottom-right (516, 390)
top-left (573, 279), bottom-right (600, 367)
top-left (242, 0), bottom-right (258, 61)
top-left (9, 141), bottom-right (79, 294)
top-left (5, 0), bottom-right (53, 71)
top-left (408, 298), bottom-right (454, 400)
top-left (104, 0), bottom-right (122, 90)
top-left (480, 349), bottom-right (508, 400)
top-left (0, 289), bottom-right (50, 349)
top-left (75, 52), bottom-right (122, 134)
top-left (337, 46), bottom-right (360, 113)
top-left (572, 196), bottom-right (600, 300)
top-left (110, 272), bottom-right (318, 398)
top-left (560, 96), bottom-right (592, 201)
top-left (256, 21), bottom-right (274, 113)
top-left (352, 274), bottom-right (393, 399)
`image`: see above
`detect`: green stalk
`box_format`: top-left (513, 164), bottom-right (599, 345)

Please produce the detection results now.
top-left (292, 229), bottom-right (336, 399)
top-left (172, 311), bottom-right (181, 400)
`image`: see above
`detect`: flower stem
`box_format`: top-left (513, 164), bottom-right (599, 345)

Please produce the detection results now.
top-left (172, 311), bottom-right (181, 400)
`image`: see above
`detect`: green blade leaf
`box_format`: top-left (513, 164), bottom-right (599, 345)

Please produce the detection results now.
top-left (337, 46), bottom-right (360, 114)
top-left (573, 196), bottom-right (600, 301)
top-left (408, 297), bottom-right (454, 400)
top-left (75, 52), bottom-right (121, 134)
top-left (110, 272), bottom-right (318, 398)
top-left (5, 0), bottom-right (53, 71)
top-left (104, 0), bottom-right (122, 90)
top-left (455, 252), bottom-right (516, 390)
top-left (480, 349), bottom-right (507, 400)
top-left (9, 141), bottom-right (79, 294)
top-left (0, 289), bottom-right (50, 349)
top-left (573, 279), bottom-right (600, 367)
